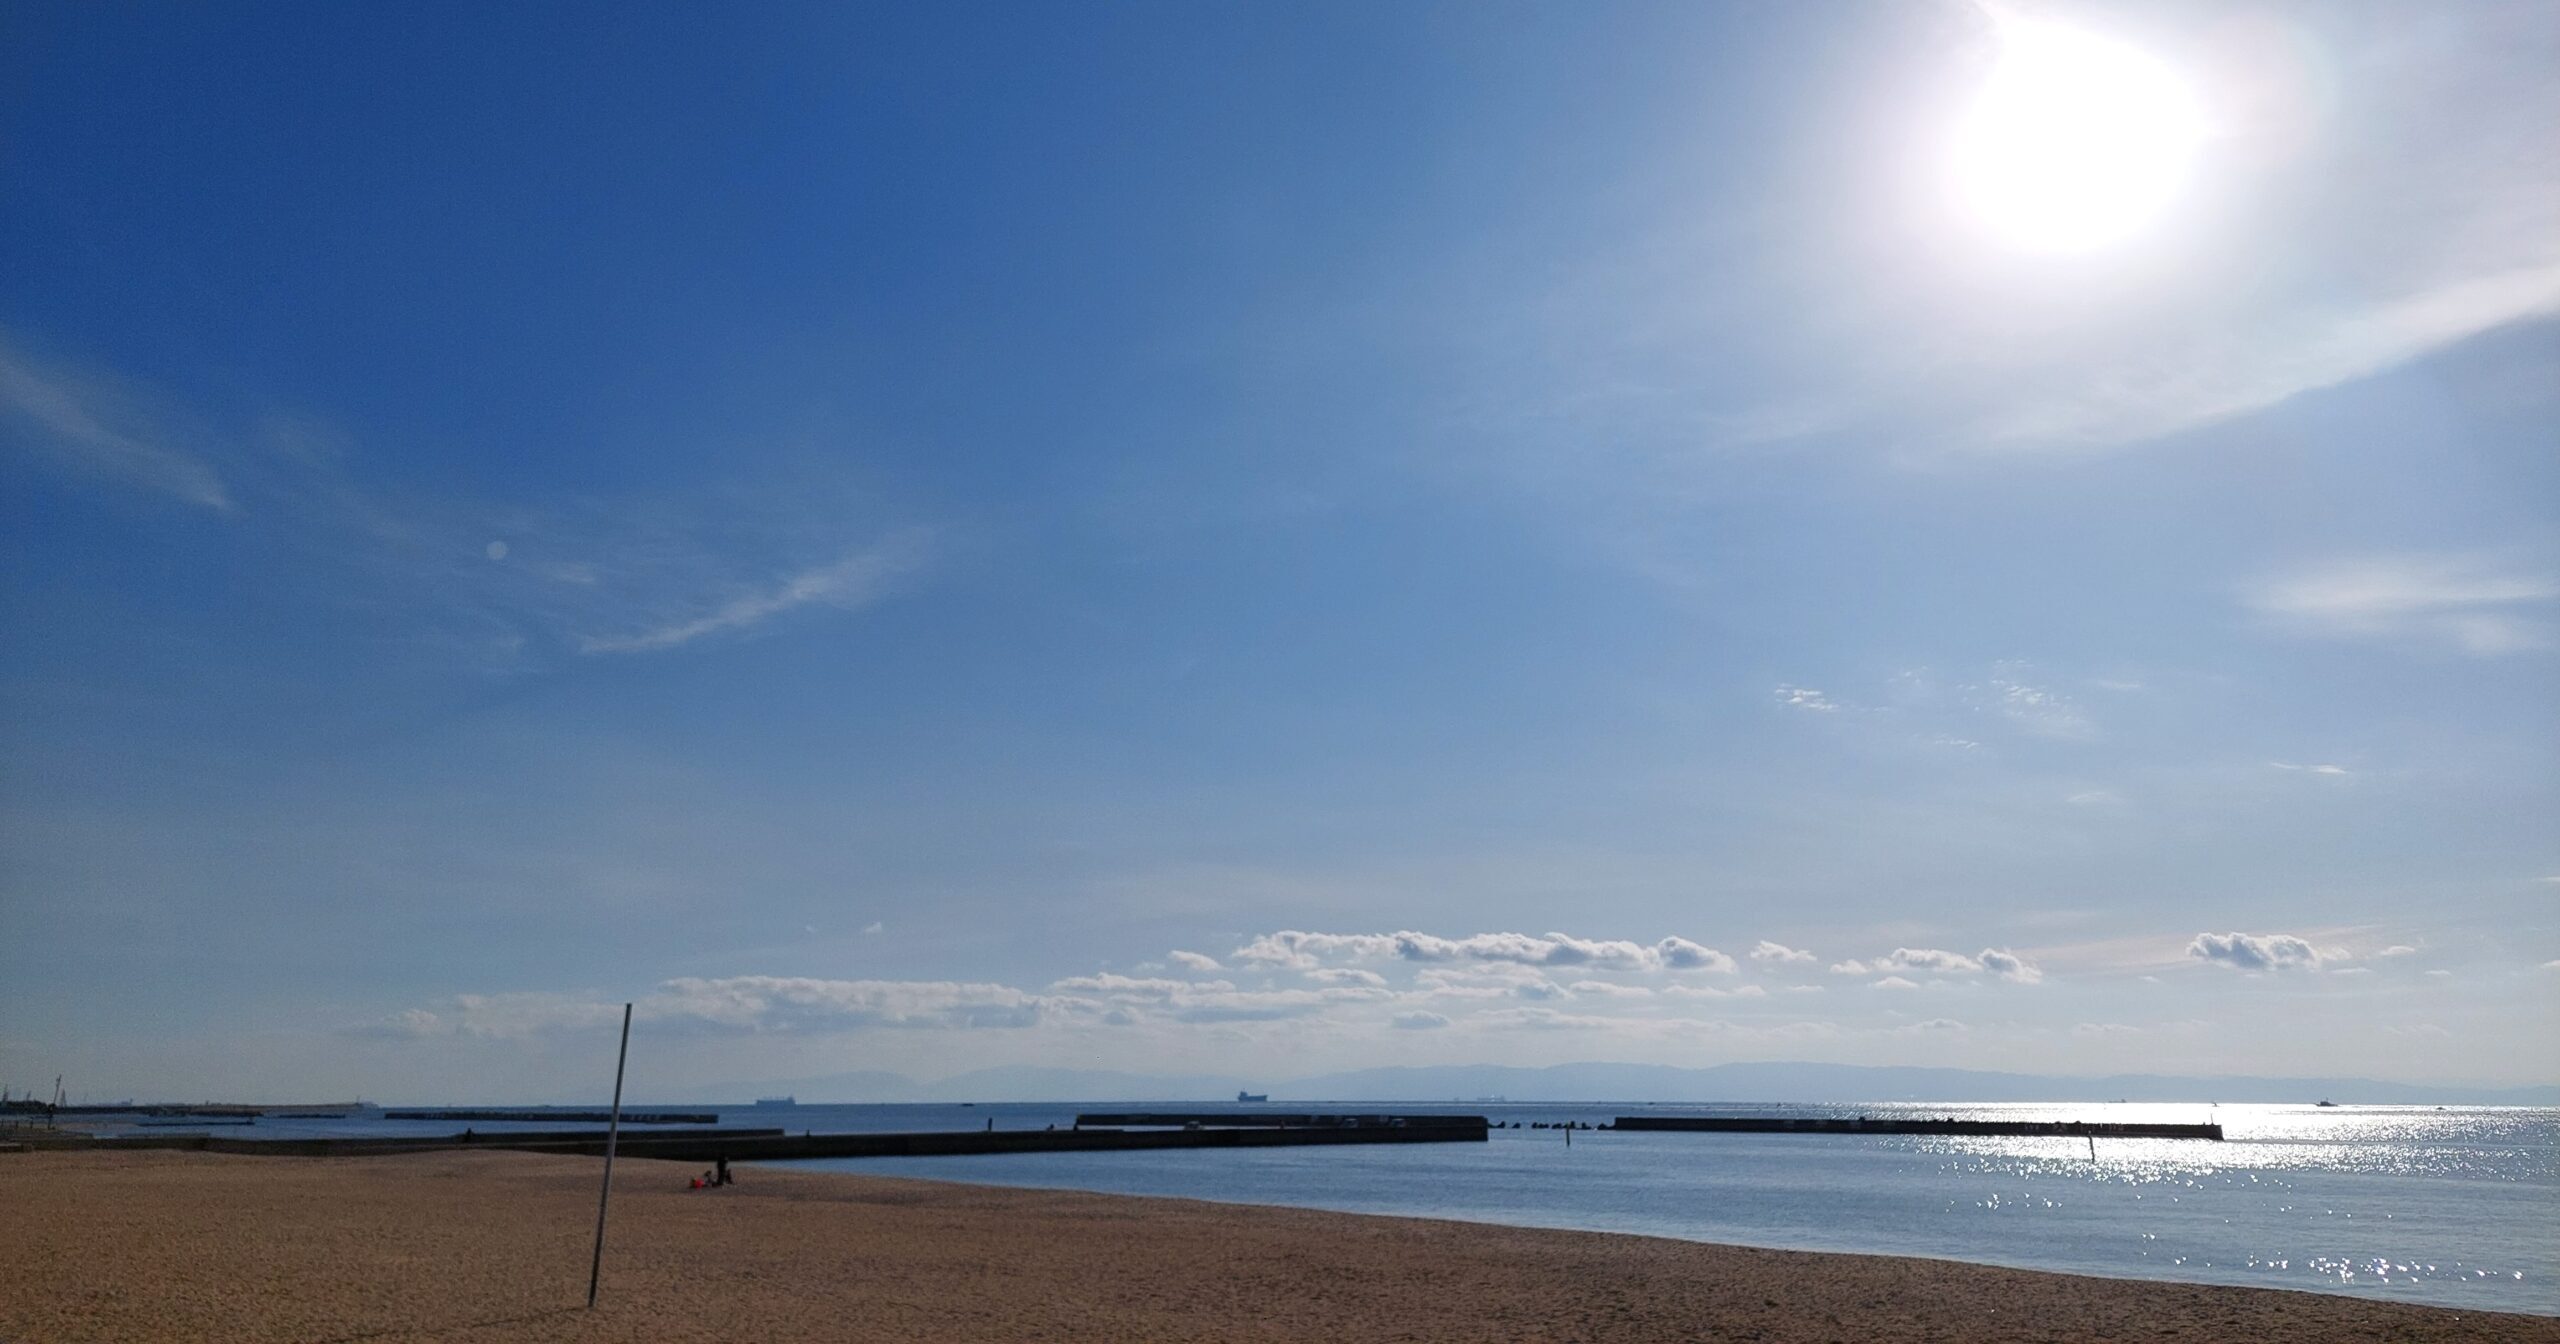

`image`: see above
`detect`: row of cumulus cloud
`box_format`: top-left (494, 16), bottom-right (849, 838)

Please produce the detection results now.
top-left (1210, 930), bottom-right (2043, 985)
top-left (370, 928), bottom-right (2056, 1041)
top-left (370, 928), bottom-right (2353, 1041)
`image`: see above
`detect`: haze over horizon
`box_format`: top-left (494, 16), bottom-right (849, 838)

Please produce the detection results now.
top-left (4, 1), bottom-right (2555, 1104)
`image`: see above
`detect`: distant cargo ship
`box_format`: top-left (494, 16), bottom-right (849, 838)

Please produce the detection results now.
top-left (1236, 1091), bottom-right (1269, 1103)
top-left (753, 1096), bottom-right (797, 1107)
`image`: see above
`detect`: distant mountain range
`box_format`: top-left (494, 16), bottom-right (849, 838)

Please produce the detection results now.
top-left (666, 1060), bottom-right (2559, 1107)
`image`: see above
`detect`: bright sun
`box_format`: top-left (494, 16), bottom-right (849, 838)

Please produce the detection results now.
top-left (1947, 21), bottom-right (2208, 255)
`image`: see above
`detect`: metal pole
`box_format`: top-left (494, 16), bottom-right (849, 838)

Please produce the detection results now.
top-left (586, 1003), bottom-right (633, 1310)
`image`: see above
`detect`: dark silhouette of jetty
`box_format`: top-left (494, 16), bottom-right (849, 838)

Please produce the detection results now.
top-left (29, 1114), bottom-right (1491, 1161)
top-left (1614, 1116), bottom-right (2223, 1140)
top-left (1074, 1112), bottom-right (1485, 1130)
top-left (383, 1109), bottom-right (718, 1125)
top-left (9, 1102), bottom-right (295, 1118)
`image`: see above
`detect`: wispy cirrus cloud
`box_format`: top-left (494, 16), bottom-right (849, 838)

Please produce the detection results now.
top-left (1445, 3), bottom-right (2558, 488)
top-left (2245, 552), bottom-right (2556, 656)
top-left (0, 332), bottom-right (932, 666)
top-left (1771, 663), bottom-right (2100, 748)
top-left (1775, 685), bottom-right (1842, 712)
top-left (1953, 262), bottom-right (2560, 453)
top-left (1980, 669), bottom-right (2094, 741)
top-left (0, 337), bottom-right (233, 510)
top-left (575, 528), bottom-right (931, 655)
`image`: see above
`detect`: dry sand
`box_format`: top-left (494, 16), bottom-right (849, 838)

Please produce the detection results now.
top-left (2, 1148), bottom-right (2553, 1343)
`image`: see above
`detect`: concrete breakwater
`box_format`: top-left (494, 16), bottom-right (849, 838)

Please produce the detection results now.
top-left (1614, 1116), bottom-right (2224, 1140)
top-left (1073, 1113), bottom-right (1489, 1130)
top-left (10, 1102), bottom-right (278, 1118)
top-left (502, 1122), bottom-right (1492, 1162)
top-left (382, 1108), bottom-right (719, 1124)
top-left (27, 1119), bottom-right (1490, 1161)
top-left (13, 1128), bottom-right (792, 1157)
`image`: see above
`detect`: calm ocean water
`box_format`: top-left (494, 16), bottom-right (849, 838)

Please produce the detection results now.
top-left (87, 1099), bottom-right (2558, 1316)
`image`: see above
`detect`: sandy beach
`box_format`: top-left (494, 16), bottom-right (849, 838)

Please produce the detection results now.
top-left (3, 1148), bottom-right (2552, 1343)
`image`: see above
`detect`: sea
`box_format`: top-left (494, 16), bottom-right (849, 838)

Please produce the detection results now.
top-left (60, 1098), bottom-right (2558, 1317)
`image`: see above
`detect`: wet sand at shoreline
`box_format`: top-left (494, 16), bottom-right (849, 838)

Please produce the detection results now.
top-left (3, 1148), bottom-right (2553, 1342)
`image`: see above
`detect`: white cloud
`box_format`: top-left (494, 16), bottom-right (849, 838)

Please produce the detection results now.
top-left (1413, 980), bottom-right (1512, 1001)
top-left (2186, 931), bottom-right (2324, 973)
top-left (1232, 928), bottom-right (1722, 974)
top-left (1655, 937), bottom-right (1736, 973)
top-left (1871, 976), bottom-right (1921, 991)
top-left (450, 993), bottom-right (635, 1038)
top-left (1750, 940), bottom-right (1817, 965)
top-left (1960, 264), bottom-right (2560, 452)
top-left (1922, 0), bottom-right (2560, 460)
top-left (1829, 946), bottom-right (2040, 984)
top-left (1166, 987), bottom-right (1384, 1024)
top-left (1976, 948), bottom-right (2043, 985)
top-left (1663, 983), bottom-right (1767, 1000)
top-left (654, 976), bottom-right (1047, 1030)
top-left (391, 982), bottom-right (1046, 1039)
top-left (1048, 973), bottom-right (1220, 1000)
top-left (1984, 671), bottom-right (2094, 740)
top-left (1231, 931), bottom-right (1400, 970)
top-left (1478, 1007), bottom-right (1620, 1030)
top-left (2, 337), bottom-right (935, 668)
top-left (1167, 950), bottom-right (1223, 972)
top-left (576, 530), bottom-right (932, 654)
top-left (2268, 762), bottom-right (2352, 777)
top-left (1417, 962), bottom-right (1552, 988)
top-left (1303, 967), bottom-right (1388, 988)
top-left (1776, 685), bottom-right (1840, 712)
top-left (1875, 947), bottom-right (1982, 975)
top-left (2246, 553), bottom-right (2556, 656)
top-left (0, 338), bottom-right (233, 510)
top-left (1568, 980), bottom-right (1654, 999)
top-left (2376, 945), bottom-right (2418, 958)
top-left (1391, 1011), bottom-right (1450, 1030)
top-left (345, 1007), bottom-right (447, 1039)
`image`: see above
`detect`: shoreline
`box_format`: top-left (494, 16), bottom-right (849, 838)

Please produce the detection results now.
top-left (5, 1148), bottom-right (2554, 1342)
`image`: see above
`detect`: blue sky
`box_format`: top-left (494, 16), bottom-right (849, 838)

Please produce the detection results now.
top-left (3, 0), bottom-right (2554, 1102)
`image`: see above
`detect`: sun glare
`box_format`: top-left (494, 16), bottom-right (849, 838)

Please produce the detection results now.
top-left (1947, 21), bottom-right (2208, 255)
